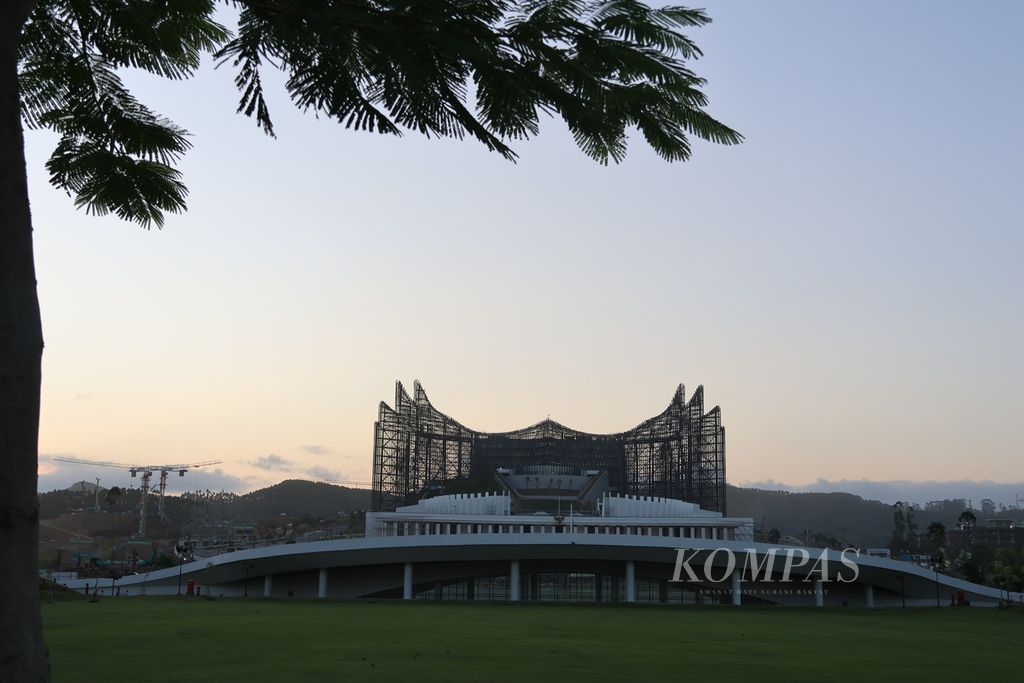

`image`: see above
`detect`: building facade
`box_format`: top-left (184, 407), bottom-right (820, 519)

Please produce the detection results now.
top-left (372, 381), bottom-right (727, 513)
top-left (366, 492), bottom-right (753, 542)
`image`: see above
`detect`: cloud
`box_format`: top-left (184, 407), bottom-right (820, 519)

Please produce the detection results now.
top-left (249, 454), bottom-right (294, 472)
top-left (300, 444), bottom-right (331, 455)
top-left (306, 465), bottom-right (341, 481)
top-left (190, 468), bottom-right (252, 494)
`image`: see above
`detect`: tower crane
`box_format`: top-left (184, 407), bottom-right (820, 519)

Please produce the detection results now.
top-left (316, 478), bottom-right (373, 489)
top-left (49, 457), bottom-right (222, 537)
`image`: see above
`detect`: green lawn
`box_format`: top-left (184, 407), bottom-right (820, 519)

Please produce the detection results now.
top-left (43, 599), bottom-right (1022, 682)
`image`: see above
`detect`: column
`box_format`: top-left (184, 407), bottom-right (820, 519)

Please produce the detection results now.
top-left (625, 561), bottom-right (636, 603)
top-left (510, 560), bottom-right (521, 602)
top-left (403, 562), bottom-right (414, 600)
top-left (263, 575), bottom-right (273, 598)
top-left (318, 568), bottom-right (328, 599)
top-left (864, 583), bottom-right (875, 609)
top-left (731, 570), bottom-right (741, 606)
top-left (815, 579), bottom-right (824, 607)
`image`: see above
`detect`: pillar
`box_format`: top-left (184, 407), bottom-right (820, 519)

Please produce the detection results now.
top-left (263, 575), bottom-right (273, 598)
top-left (625, 561), bottom-right (636, 603)
top-left (731, 570), bottom-right (742, 606)
top-left (864, 583), bottom-right (875, 609)
top-left (318, 568), bottom-right (328, 599)
top-left (815, 579), bottom-right (824, 607)
top-left (510, 560), bottom-right (521, 602)
top-left (403, 562), bottom-right (413, 600)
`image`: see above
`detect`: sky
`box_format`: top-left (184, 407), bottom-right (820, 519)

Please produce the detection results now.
top-left (27, 1), bottom-right (1024, 501)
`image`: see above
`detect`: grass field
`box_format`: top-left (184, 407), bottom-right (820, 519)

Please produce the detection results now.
top-left (43, 598), bottom-right (1022, 682)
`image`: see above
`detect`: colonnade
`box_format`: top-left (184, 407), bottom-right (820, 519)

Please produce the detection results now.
top-left (253, 563), bottom-right (874, 607)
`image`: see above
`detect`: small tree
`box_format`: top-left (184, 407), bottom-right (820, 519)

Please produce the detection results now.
top-left (958, 509), bottom-right (977, 529)
top-left (104, 485), bottom-right (122, 509)
top-left (926, 521), bottom-right (946, 556)
top-left (904, 505), bottom-right (919, 553)
top-left (889, 501), bottom-right (906, 555)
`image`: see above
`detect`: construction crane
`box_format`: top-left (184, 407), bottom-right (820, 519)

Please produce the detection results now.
top-left (49, 457), bottom-right (222, 537)
top-left (317, 478), bottom-right (373, 489)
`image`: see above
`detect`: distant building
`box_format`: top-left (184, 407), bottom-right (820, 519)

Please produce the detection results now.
top-left (986, 518), bottom-right (1016, 528)
top-left (366, 491), bottom-right (754, 542)
top-left (948, 520), bottom-right (1023, 551)
top-left (372, 381), bottom-right (727, 514)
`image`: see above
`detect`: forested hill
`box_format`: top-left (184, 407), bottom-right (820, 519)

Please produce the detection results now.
top-left (727, 485), bottom-right (895, 545)
top-left (726, 485), bottom-right (1024, 546)
top-left (39, 480), bottom-right (372, 523)
top-left (225, 480), bottom-right (371, 519)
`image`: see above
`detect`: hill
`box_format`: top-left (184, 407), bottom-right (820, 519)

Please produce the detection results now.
top-left (726, 485), bottom-right (896, 545)
top-left (224, 480), bottom-right (371, 520)
top-left (726, 484), bottom-right (1024, 546)
top-left (39, 479), bottom-right (371, 526)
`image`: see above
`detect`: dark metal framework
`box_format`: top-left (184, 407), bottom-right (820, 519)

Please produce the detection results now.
top-left (371, 381), bottom-right (726, 513)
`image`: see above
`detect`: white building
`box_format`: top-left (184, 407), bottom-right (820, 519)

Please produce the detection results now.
top-left (366, 492), bottom-right (755, 542)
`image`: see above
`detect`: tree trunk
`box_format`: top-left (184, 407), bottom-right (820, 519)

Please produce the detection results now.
top-left (0, 1), bottom-right (49, 681)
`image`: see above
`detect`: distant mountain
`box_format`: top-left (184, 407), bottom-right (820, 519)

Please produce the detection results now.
top-left (727, 484), bottom-right (1023, 546)
top-left (739, 479), bottom-right (1024, 508)
top-left (727, 485), bottom-right (895, 546)
top-left (225, 480), bottom-right (371, 519)
top-left (66, 480), bottom-right (105, 494)
top-left (38, 479), bottom-right (371, 524)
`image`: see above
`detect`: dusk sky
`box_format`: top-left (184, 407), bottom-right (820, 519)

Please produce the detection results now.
top-left (29, 1), bottom-right (1022, 498)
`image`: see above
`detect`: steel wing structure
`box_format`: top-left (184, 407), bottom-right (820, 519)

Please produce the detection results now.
top-left (371, 381), bottom-right (726, 513)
